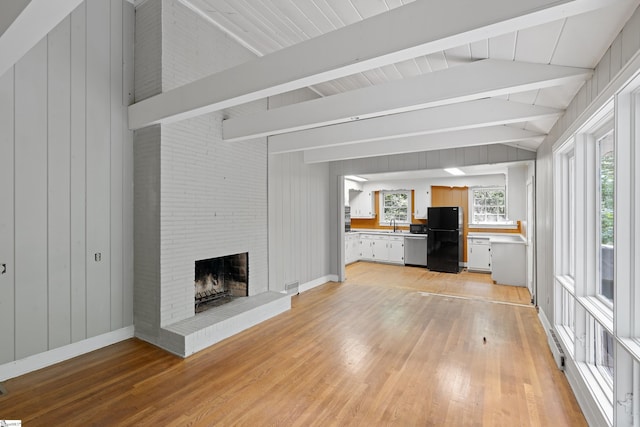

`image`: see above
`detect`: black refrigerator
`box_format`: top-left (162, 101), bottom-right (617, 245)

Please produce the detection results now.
top-left (427, 207), bottom-right (463, 273)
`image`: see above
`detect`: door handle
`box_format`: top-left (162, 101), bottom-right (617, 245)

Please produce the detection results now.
top-left (1, 263), bottom-right (5, 274)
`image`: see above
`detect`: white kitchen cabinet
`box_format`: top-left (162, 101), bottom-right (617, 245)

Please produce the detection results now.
top-left (360, 234), bottom-right (375, 260)
top-left (359, 233), bottom-right (404, 264)
top-left (371, 235), bottom-right (387, 261)
top-left (345, 234), bottom-right (359, 265)
top-left (467, 237), bottom-right (492, 272)
top-left (350, 191), bottom-right (375, 218)
top-left (491, 238), bottom-right (526, 286)
top-left (413, 190), bottom-right (430, 219)
top-left (388, 236), bottom-right (405, 264)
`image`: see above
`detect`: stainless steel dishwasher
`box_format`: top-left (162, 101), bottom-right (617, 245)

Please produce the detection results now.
top-left (404, 235), bottom-right (428, 267)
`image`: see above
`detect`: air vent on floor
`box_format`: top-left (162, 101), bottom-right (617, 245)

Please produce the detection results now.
top-left (548, 329), bottom-right (565, 371)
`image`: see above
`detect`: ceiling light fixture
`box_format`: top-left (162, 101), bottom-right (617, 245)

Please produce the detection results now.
top-left (444, 168), bottom-right (465, 176)
top-left (345, 175), bottom-right (368, 182)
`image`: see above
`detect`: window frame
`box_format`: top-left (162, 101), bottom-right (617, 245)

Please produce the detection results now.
top-left (468, 186), bottom-right (509, 225)
top-left (378, 190), bottom-right (411, 225)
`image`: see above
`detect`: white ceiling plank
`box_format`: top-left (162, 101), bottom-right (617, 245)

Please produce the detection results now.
top-left (514, 20), bottom-right (565, 63)
top-left (224, 59), bottom-right (591, 141)
top-left (321, 0), bottom-right (362, 25)
top-left (551, 0), bottom-right (637, 67)
top-left (128, 0), bottom-right (616, 130)
top-left (269, 98), bottom-right (562, 154)
top-left (508, 89), bottom-right (540, 105)
top-left (470, 39), bottom-right (489, 59)
top-left (302, 126), bottom-right (544, 163)
top-left (426, 52), bottom-right (448, 71)
top-left (0, 0), bottom-right (85, 77)
top-left (489, 32), bottom-right (517, 60)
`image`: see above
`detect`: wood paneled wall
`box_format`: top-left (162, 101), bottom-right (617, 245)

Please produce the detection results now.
top-left (0, 0), bottom-right (134, 364)
top-left (268, 151), bottom-right (331, 291)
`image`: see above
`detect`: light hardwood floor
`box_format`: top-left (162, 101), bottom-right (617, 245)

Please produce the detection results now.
top-left (0, 262), bottom-right (585, 426)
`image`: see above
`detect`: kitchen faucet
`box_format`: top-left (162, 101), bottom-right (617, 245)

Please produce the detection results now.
top-left (391, 218), bottom-right (397, 233)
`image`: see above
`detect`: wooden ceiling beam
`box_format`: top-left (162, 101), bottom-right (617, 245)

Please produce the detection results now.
top-left (224, 60), bottom-right (591, 142)
top-left (268, 99), bottom-right (560, 154)
top-left (302, 126), bottom-right (543, 163)
top-left (128, 0), bottom-right (613, 130)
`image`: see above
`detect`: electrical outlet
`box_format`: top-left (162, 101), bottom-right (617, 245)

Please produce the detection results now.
top-left (95, 253), bottom-right (101, 262)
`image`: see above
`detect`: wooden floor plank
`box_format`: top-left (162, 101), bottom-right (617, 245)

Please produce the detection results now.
top-left (0, 262), bottom-right (585, 426)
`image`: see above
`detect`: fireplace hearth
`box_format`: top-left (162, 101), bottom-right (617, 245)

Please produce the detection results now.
top-left (195, 253), bottom-right (248, 313)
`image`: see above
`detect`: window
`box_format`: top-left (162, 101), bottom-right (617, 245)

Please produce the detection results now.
top-left (595, 324), bottom-right (614, 382)
top-left (380, 191), bottom-right (410, 224)
top-left (568, 152), bottom-right (576, 279)
top-left (560, 286), bottom-right (575, 334)
top-left (470, 187), bottom-right (507, 224)
top-left (598, 131), bottom-right (614, 304)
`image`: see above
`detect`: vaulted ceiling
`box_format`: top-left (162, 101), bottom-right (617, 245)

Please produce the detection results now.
top-left (133, 0), bottom-right (637, 163)
top-left (2, 0), bottom-right (637, 164)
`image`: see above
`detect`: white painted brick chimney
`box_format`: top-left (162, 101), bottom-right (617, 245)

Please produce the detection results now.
top-left (134, 0), bottom-right (271, 351)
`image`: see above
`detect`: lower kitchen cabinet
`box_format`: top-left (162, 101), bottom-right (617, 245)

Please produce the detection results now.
top-left (345, 233), bottom-right (360, 265)
top-left (387, 236), bottom-right (405, 264)
top-left (491, 240), bottom-right (526, 286)
top-left (467, 237), bottom-right (492, 272)
top-left (359, 233), bottom-right (404, 264)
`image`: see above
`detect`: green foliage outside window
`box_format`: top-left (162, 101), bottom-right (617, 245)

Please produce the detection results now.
top-left (471, 187), bottom-right (507, 223)
top-left (600, 151), bottom-right (614, 246)
top-left (381, 191), bottom-right (409, 223)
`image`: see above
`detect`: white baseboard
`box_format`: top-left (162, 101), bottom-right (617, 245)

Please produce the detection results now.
top-left (298, 274), bottom-right (339, 293)
top-left (0, 326), bottom-right (134, 381)
top-left (538, 306), bottom-right (552, 332)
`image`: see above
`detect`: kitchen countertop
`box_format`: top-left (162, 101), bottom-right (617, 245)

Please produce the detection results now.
top-left (467, 232), bottom-right (526, 244)
top-left (348, 229), bottom-right (412, 235)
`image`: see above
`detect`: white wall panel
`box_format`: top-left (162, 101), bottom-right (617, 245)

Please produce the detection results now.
top-left (268, 152), bottom-right (331, 292)
top-left (47, 16), bottom-right (73, 349)
top-left (0, 67), bottom-right (15, 364)
top-left (110, 0), bottom-right (124, 330)
top-left (85, 0), bottom-right (112, 337)
top-left (69, 1), bottom-right (87, 343)
top-left (0, 0), bottom-right (134, 368)
top-left (14, 39), bottom-right (49, 359)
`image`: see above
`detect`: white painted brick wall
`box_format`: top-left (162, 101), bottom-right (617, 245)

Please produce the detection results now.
top-left (133, 125), bottom-right (161, 337)
top-left (134, 0), bottom-right (162, 101)
top-left (158, 0), bottom-right (268, 326)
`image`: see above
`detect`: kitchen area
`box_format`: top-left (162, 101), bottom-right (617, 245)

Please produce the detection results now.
top-left (343, 160), bottom-right (534, 294)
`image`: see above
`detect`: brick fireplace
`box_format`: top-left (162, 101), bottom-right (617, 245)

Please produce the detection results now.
top-left (195, 253), bottom-right (248, 312)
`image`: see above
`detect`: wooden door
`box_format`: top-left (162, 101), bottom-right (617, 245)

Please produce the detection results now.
top-left (431, 186), bottom-right (469, 262)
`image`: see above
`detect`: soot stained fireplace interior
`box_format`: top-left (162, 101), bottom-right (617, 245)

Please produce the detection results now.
top-left (194, 252), bottom-right (248, 313)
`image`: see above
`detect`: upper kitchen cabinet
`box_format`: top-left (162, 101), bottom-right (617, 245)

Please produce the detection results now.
top-left (350, 190), bottom-right (375, 218)
top-left (344, 178), bottom-right (363, 206)
top-left (413, 189), bottom-right (431, 219)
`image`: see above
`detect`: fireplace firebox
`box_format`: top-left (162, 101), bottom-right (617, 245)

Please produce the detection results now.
top-left (194, 253), bottom-right (248, 312)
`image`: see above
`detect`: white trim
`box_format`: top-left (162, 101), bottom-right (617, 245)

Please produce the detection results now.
top-left (0, 326), bottom-right (135, 381)
top-left (565, 357), bottom-right (613, 427)
top-left (538, 306), bottom-right (552, 332)
top-left (539, 308), bottom-right (611, 427)
top-left (299, 275), bottom-right (339, 293)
